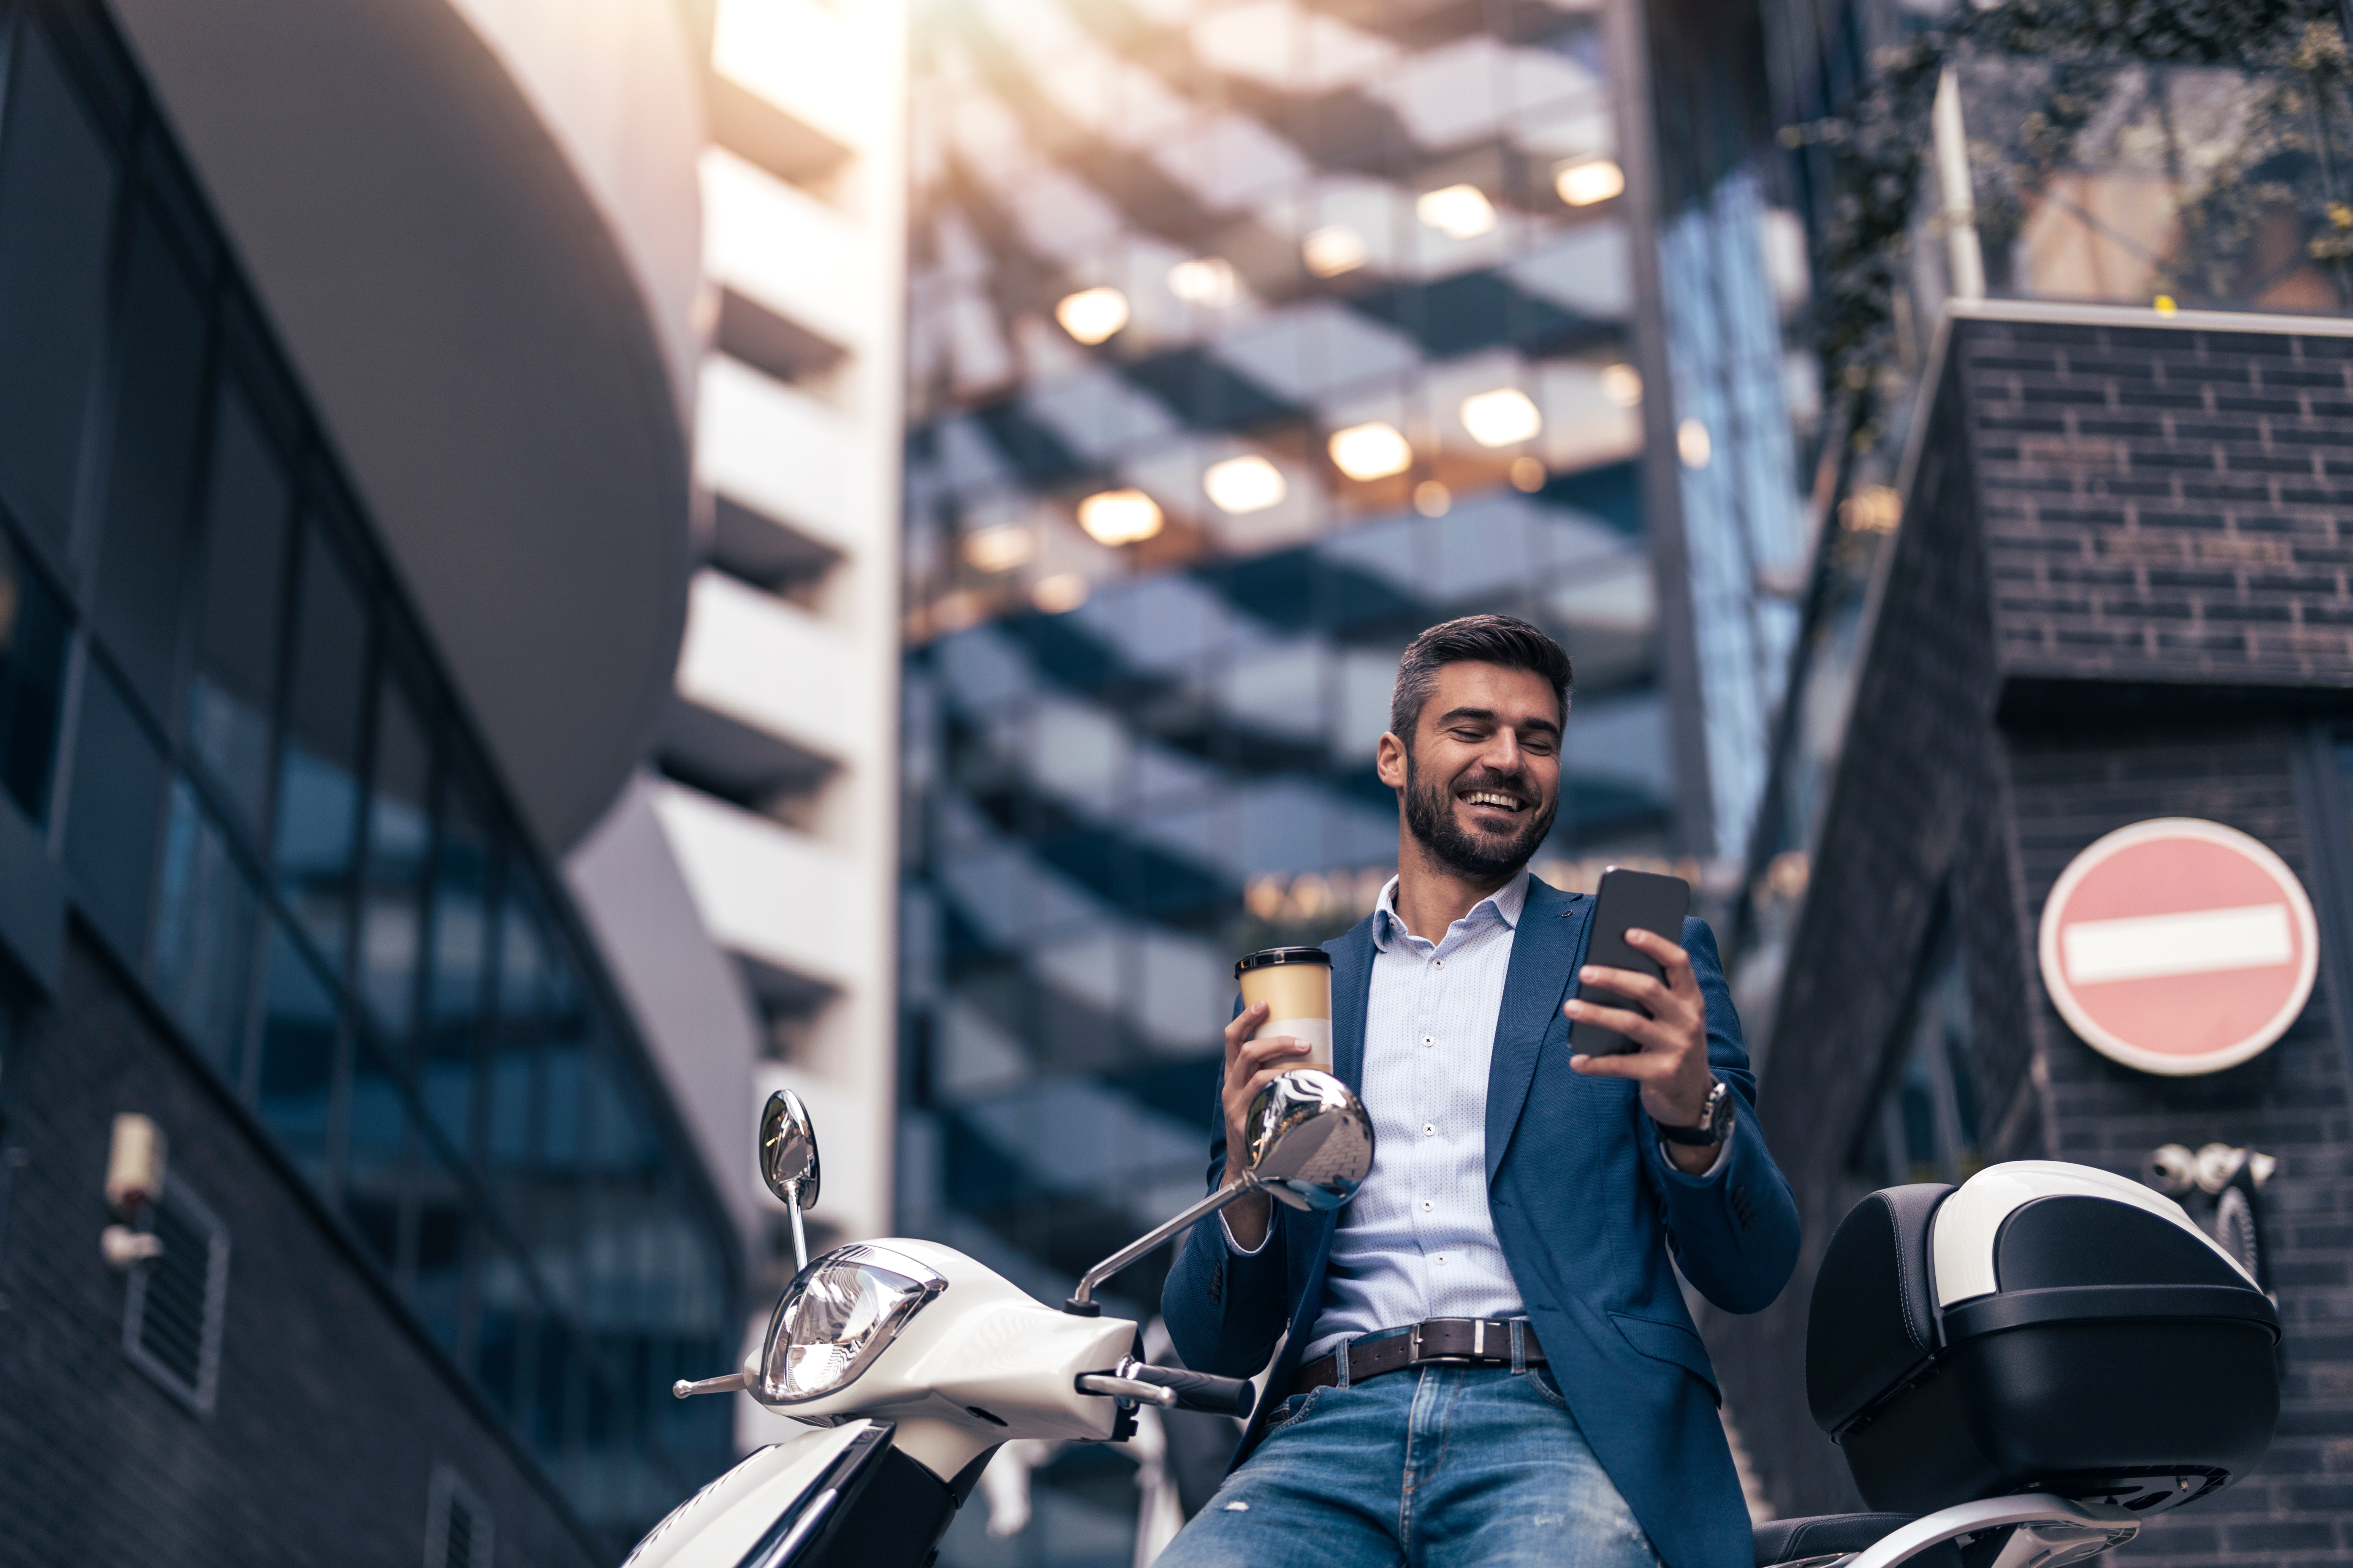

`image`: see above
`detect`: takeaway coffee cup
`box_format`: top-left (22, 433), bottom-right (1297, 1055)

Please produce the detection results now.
top-left (1236, 947), bottom-right (1333, 1073)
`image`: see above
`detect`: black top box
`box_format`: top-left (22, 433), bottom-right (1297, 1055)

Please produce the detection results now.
top-left (1806, 1162), bottom-right (2279, 1516)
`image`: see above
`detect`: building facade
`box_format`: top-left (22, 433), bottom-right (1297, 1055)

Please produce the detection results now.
top-left (596, 0), bottom-right (913, 1279)
top-left (0, 1), bottom-right (743, 1560)
top-left (895, 0), bottom-right (1809, 1555)
top-left (1716, 11), bottom-right (2353, 1561)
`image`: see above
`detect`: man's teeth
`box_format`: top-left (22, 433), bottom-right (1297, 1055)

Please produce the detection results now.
top-left (1463, 791), bottom-right (1522, 810)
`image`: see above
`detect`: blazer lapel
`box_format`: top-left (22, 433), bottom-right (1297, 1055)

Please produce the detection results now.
top-left (1326, 915), bottom-right (1376, 1096)
top-left (1484, 877), bottom-right (1591, 1184)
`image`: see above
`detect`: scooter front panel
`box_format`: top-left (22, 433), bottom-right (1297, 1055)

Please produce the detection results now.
top-left (623, 1423), bottom-right (876, 1568)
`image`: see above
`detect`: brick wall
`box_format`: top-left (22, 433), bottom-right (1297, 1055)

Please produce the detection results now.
top-left (2001, 721), bottom-right (2353, 1566)
top-left (1715, 313), bottom-right (2353, 1560)
top-left (1966, 319), bottom-right (2353, 691)
top-left (0, 930), bottom-right (603, 1568)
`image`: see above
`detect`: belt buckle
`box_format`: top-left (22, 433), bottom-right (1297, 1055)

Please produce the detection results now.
top-left (1411, 1320), bottom-right (1473, 1368)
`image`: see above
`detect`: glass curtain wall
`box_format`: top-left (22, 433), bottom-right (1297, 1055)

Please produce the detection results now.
top-left (900, 0), bottom-right (1688, 1552)
top-left (0, 4), bottom-right (734, 1551)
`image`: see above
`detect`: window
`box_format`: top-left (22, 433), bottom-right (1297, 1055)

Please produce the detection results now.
top-left (122, 1177), bottom-right (230, 1414)
top-left (273, 517), bottom-right (371, 968)
top-left (425, 1464), bottom-right (494, 1568)
top-left (361, 668), bottom-right (431, 1040)
top-left (1851, 891), bottom-right (1982, 1190)
top-left (184, 377), bottom-right (293, 835)
top-left (0, 16), bottom-right (115, 552)
top-left (62, 657), bottom-right (166, 959)
top-left (0, 524), bottom-right (70, 823)
top-left (90, 200), bottom-right (210, 715)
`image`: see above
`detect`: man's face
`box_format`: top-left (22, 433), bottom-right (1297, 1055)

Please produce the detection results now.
top-left (1382, 661), bottom-right (1562, 880)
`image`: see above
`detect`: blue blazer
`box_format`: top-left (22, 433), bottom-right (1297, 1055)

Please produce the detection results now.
top-left (1161, 876), bottom-right (1799, 1568)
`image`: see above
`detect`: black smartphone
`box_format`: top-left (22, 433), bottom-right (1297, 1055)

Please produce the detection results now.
top-left (1569, 868), bottom-right (1691, 1056)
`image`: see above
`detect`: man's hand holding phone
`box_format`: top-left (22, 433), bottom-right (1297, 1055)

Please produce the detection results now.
top-left (1565, 927), bottom-right (1721, 1176)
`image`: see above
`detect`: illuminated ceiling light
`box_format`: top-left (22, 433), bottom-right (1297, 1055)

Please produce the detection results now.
top-left (1417, 184), bottom-right (1496, 240)
top-left (962, 523), bottom-right (1037, 573)
top-left (1077, 488), bottom-right (1164, 545)
top-left (1303, 226), bottom-right (1368, 278)
top-left (1599, 363), bottom-right (1643, 407)
top-left (1328, 422), bottom-right (1412, 481)
top-left (1460, 388), bottom-right (1542, 448)
top-left (1055, 286), bottom-right (1130, 345)
top-left (1413, 481), bottom-right (1451, 517)
top-left (1168, 257), bottom-right (1237, 307)
top-left (1510, 457), bottom-right (1547, 492)
top-left (1555, 157), bottom-right (1626, 207)
top-left (1204, 454), bottom-right (1287, 514)
top-left (1842, 485), bottom-right (1902, 534)
top-left (1033, 572), bottom-right (1091, 612)
top-left (1677, 418), bottom-right (1712, 470)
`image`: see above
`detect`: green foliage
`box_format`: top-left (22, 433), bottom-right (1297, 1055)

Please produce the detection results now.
top-left (1792, 0), bottom-right (2345, 445)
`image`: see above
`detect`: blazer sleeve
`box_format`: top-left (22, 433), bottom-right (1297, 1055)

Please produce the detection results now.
top-left (1635, 918), bottom-right (1801, 1315)
top-left (1159, 1059), bottom-right (1296, 1378)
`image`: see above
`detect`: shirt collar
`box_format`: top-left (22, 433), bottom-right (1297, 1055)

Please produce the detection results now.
top-left (1371, 867), bottom-right (1531, 950)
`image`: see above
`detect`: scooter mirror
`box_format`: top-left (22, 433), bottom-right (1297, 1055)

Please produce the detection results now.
top-left (760, 1090), bottom-right (821, 1211)
top-left (1245, 1070), bottom-right (1374, 1211)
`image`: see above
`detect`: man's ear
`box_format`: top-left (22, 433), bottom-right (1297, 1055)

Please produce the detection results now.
top-left (1374, 730), bottom-right (1408, 790)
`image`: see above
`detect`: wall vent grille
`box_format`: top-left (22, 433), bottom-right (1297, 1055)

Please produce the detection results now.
top-left (427, 1464), bottom-right (494, 1568)
top-left (121, 1177), bottom-right (229, 1413)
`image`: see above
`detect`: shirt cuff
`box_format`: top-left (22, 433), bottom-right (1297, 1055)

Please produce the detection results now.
top-left (1657, 1124), bottom-right (1733, 1180)
top-left (1220, 1207), bottom-right (1272, 1256)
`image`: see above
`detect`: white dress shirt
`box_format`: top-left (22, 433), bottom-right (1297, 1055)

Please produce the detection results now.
top-left (1228, 870), bottom-right (1532, 1362)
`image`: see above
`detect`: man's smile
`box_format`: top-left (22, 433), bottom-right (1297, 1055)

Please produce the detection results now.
top-left (1459, 788), bottom-right (1529, 815)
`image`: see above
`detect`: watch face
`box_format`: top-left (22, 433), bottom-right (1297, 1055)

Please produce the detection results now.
top-left (1706, 1083), bottom-right (1733, 1139)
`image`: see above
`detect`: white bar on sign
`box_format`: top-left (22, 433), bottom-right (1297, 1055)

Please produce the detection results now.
top-left (2062, 903), bottom-right (2293, 985)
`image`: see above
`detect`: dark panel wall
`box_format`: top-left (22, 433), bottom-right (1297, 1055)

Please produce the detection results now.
top-left (1719, 316), bottom-right (2353, 1560)
top-left (0, 930), bottom-right (600, 1568)
top-left (1999, 722), bottom-right (2353, 1565)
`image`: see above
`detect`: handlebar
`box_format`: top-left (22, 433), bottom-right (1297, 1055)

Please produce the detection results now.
top-left (1077, 1359), bottom-right (1254, 1417)
top-left (1129, 1364), bottom-right (1255, 1416)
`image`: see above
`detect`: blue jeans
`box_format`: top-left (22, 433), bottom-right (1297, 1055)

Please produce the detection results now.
top-left (1155, 1364), bottom-right (1662, 1568)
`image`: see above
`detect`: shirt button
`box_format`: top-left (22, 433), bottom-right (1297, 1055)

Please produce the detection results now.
top-left (1422, 1123), bottom-right (1436, 1137)
top-left (1422, 1200), bottom-right (1433, 1211)
top-left (1435, 1255), bottom-right (1448, 1265)
top-left (1433, 959), bottom-right (1444, 969)
top-left (1422, 1035), bottom-right (1434, 1048)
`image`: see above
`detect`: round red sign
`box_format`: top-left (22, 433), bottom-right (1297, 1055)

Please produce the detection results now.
top-left (2036, 818), bottom-right (2318, 1076)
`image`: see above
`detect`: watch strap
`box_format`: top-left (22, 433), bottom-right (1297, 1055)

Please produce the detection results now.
top-left (1652, 1080), bottom-right (1731, 1147)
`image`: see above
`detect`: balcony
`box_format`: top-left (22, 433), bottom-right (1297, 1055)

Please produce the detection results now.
top-left (695, 357), bottom-right (878, 556)
top-left (1947, 47), bottom-right (2353, 317)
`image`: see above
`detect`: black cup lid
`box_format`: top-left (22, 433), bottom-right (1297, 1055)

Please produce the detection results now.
top-left (1236, 946), bottom-right (1333, 978)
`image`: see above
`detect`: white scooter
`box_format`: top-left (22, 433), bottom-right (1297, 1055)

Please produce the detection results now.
top-left (625, 1076), bottom-right (2284, 1568)
top-left (622, 1071), bottom-right (1375, 1568)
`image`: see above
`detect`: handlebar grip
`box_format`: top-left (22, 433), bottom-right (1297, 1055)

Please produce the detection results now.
top-left (1129, 1365), bottom-right (1254, 1416)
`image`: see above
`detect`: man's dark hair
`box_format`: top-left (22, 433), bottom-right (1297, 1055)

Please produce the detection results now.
top-left (1388, 614), bottom-right (1572, 739)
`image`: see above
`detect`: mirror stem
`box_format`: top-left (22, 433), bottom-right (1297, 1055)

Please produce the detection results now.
top-left (785, 1182), bottom-right (810, 1275)
top-left (1064, 1177), bottom-right (1256, 1315)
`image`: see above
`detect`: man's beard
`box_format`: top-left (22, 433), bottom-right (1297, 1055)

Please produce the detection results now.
top-left (1403, 749), bottom-right (1557, 881)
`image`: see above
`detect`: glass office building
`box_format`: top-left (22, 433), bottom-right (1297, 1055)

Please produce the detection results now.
top-left (0, 4), bottom-right (735, 1553)
top-left (898, 0), bottom-right (1809, 1554)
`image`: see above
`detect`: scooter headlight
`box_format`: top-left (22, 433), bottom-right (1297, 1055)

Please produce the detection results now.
top-left (759, 1245), bottom-right (948, 1404)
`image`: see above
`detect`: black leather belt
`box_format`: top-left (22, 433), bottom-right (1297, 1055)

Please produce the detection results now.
top-left (1289, 1318), bottom-right (1545, 1397)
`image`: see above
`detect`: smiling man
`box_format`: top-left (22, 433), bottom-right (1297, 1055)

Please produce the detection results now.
top-left (1159, 614), bottom-right (1799, 1568)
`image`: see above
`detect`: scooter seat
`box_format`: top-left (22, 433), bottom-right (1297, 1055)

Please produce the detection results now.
top-left (1753, 1512), bottom-right (1959, 1567)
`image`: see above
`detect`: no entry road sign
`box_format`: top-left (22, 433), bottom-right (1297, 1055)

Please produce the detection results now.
top-left (2037, 818), bottom-right (2319, 1077)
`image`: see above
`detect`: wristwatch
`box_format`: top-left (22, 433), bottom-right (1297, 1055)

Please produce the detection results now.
top-left (1653, 1079), bottom-right (1734, 1147)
